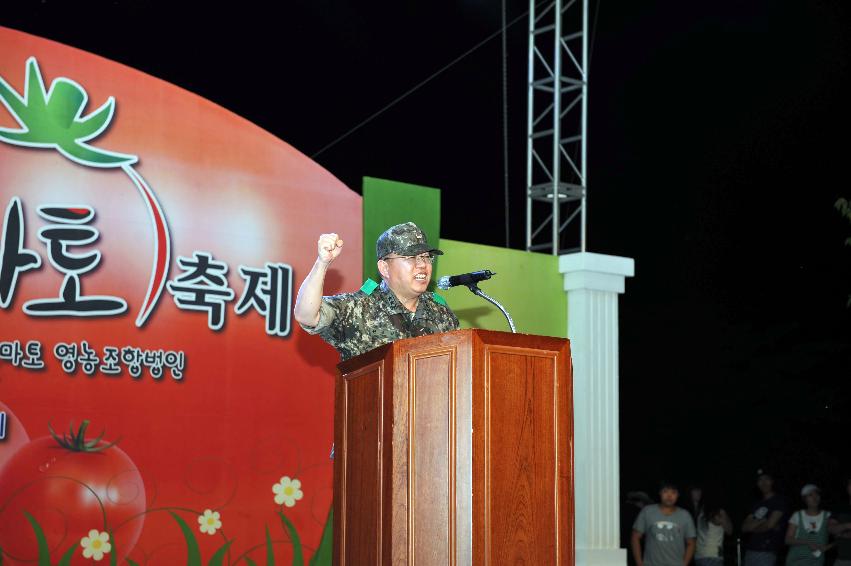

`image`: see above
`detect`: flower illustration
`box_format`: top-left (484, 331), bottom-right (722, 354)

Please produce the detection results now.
top-left (273, 476), bottom-right (304, 507)
top-left (80, 529), bottom-right (112, 561)
top-left (198, 508), bottom-right (222, 535)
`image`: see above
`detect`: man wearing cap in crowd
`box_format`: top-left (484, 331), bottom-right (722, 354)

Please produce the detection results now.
top-left (294, 222), bottom-right (460, 360)
top-left (742, 469), bottom-right (789, 566)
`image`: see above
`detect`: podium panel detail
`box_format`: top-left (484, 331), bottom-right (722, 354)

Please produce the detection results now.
top-left (337, 361), bottom-right (386, 565)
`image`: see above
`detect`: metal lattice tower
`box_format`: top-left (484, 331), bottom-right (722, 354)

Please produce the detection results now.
top-left (526, 0), bottom-right (588, 255)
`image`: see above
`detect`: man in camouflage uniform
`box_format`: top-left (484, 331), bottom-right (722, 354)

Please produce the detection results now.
top-left (293, 222), bottom-right (460, 361)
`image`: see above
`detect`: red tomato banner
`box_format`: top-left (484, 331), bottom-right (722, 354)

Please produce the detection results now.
top-left (0, 26), bottom-right (361, 565)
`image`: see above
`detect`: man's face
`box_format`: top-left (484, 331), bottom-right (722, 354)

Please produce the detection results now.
top-left (660, 487), bottom-right (679, 507)
top-left (378, 253), bottom-right (432, 302)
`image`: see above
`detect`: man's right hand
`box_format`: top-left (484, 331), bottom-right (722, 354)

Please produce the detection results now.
top-left (294, 233), bottom-right (343, 328)
top-left (318, 233), bottom-right (344, 264)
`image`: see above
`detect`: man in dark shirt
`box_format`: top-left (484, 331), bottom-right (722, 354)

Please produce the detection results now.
top-left (742, 469), bottom-right (788, 566)
top-left (829, 476), bottom-right (851, 566)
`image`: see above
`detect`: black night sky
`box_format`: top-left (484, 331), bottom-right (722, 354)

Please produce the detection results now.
top-left (5, 0), bottom-right (850, 532)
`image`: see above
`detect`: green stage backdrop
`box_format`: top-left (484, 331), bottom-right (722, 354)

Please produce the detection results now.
top-left (362, 177), bottom-right (566, 338)
top-left (362, 177), bottom-right (441, 283)
top-left (434, 239), bottom-right (566, 337)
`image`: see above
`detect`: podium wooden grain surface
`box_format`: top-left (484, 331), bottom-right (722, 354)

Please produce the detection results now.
top-left (334, 329), bottom-right (573, 565)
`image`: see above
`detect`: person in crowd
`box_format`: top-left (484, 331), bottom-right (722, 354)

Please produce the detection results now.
top-left (624, 491), bottom-right (655, 566)
top-left (784, 484), bottom-right (832, 566)
top-left (694, 488), bottom-right (733, 566)
top-left (632, 481), bottom-right (697, 566)
top-left (828, 476), bottom-right (851, 566)
top-left (743, 469), bottom-right (788, 566)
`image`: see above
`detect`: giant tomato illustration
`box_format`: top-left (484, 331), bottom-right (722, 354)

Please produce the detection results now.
top-left (0, 421), bottom-right (145, 565)
top-left (0, 28), bottom-right (349, 562)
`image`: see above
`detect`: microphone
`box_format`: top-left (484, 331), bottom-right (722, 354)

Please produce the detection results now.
top-left (436, 270), bottom-right (495, 290)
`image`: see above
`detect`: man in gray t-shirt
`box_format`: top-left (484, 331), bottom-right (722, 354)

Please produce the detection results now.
top-left (632, 482), bottom-right (697, 566)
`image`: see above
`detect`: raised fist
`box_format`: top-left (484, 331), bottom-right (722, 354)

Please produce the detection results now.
top-left (317, 233), bottom-right (344, 264)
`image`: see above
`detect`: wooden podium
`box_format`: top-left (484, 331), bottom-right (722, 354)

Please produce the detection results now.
top-left (334, 329), bottom-right (574, 565)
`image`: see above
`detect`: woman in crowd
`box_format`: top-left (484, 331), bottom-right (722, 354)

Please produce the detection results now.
top-left (694, 489), bottom-right (733, 566)
top-left (785, 484), bottom-right (833, 566)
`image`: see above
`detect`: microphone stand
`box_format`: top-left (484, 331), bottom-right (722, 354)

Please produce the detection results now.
top-left (465, 284), bottom-right (516, 333)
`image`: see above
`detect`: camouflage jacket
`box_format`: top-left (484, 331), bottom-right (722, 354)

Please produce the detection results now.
top-left (298, 280), bottom-right (460, 361)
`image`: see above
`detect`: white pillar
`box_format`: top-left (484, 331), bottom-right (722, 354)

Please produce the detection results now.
top-left (559, 252), bottom-right (635, 566)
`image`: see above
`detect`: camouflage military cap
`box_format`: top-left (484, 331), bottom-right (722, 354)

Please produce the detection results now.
top-left (376, 222), bottom-right (443, 259)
